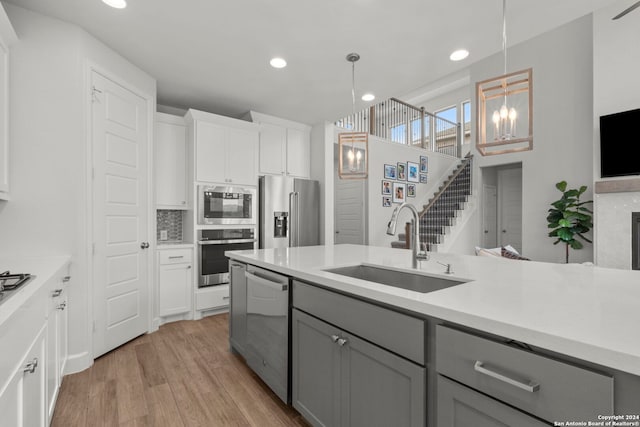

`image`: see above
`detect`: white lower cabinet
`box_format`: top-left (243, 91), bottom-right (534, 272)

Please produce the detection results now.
top-left (0, 325), bottom-right (47, 427)
top-left (195, 284), bottom-right (230, 311)
top-left (46, 274), bottom-right (70, 423)
top-left (157, 248), bottom-right (193, 317)
top-left (0, 260), bottom-right (70, 427)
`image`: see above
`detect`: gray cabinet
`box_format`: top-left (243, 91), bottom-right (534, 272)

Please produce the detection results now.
top-left (292, 308), bottom-right (341, 427)
top-left (437, 376), bottom-right (547, 427)
top-left (229, 261), bottom-right (247, 356)
top-left (436, 325), bottom-right (614, 424)
top-left (292, 309), bottom-right (425, 427)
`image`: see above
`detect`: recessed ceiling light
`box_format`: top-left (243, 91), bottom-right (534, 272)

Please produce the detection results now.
top-left (449, 49), bottom-right (469, 62)
top-left (102, 0), bottom-right (127, 9)
top-left (270, 57), bottom-right (287, 69)
top-left (361, 93), bottom-right (375, 102)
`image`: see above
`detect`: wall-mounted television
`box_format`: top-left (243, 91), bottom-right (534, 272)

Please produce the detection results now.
top-left (599, 108), bottom-right (640, 178)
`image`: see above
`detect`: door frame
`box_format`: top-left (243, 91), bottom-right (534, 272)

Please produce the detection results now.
top-left (84, 62), bottom-right (156, 360)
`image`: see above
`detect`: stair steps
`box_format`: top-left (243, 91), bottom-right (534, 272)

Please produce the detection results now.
top-left (391, 154), bottom-right (473, 251)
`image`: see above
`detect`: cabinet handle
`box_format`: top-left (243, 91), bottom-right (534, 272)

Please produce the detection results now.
top-left (57, 302), bottom-right (67, 311)
top-left (222, 295), bottom-right (230, 300)
top-left (187, 265), bottom-right (192, 269)
top-left (23, 358), bottom-right (38, 374)
top-left (168, 256), bottom-right (184, 259)
top-left (52, 289), bottom-right (63, 298)
top-left (330, 335), bottom-right (339, 343)
top-left (473, 361), bottom-right (540, 393)
top-left (62, 276), bottom-right (71, 283)
top-left (337, 338), bottom-right (348, 347)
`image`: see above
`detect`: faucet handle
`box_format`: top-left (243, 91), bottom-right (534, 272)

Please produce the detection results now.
top-left (417, 243), bottom-right (429, 261)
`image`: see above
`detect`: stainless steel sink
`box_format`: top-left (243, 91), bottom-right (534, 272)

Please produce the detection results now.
top-left (323, 264), bottom-right (467, 293)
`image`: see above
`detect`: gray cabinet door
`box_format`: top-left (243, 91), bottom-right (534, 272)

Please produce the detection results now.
top-left (437, 376), bottom-right (548, 427)
top-left (292, 309), bottom-right (341, 427)
top-left (341, 332), bottom-right (426, 427)
top-left (229, 261), bottom-right (247, 356)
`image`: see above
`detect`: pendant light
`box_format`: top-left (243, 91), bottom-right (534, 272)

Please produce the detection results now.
top-left (338, 53), bottom-right (368, 179)
top-left (476, 0), bottom-right (533, 156)
top-left (492, 0), bottom-right (517, 140)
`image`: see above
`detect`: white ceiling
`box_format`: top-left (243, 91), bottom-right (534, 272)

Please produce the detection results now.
top-left (6, 0), bottom-right (619, 124)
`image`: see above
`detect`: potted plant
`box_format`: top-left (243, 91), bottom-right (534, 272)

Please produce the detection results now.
top-left (546, 181), bottom-right (593, 263)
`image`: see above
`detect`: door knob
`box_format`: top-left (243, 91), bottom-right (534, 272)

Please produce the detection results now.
top-left (484, 230), bottom-right (489, 234)
top-left (140, 242), bottom-right (150, 249)
top-left (502, 230), bottom-right (507, 233)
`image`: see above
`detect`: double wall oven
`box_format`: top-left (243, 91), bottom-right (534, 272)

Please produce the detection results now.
top-left (197, 185), bottom-right (257, 287)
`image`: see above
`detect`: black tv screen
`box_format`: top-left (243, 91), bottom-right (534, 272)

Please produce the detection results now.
top-left (600, 108), bottom-right (640, 178)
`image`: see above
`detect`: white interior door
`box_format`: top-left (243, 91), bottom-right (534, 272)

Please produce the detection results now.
top-left (482, 184), bottom-right (498, 248)
top-left (91, 71), bottom-right (149, 358)
top-left (498, 167), bottom-right (523, 253)
top-left (334, 166), bottom-right (365, 245)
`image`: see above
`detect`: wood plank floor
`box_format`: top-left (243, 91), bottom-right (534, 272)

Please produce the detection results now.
top-left (52, 313), bottom-right (309, 427)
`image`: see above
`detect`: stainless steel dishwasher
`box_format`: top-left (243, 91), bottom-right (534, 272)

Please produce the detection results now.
top-left (244, 265), bottom-right (290, 403)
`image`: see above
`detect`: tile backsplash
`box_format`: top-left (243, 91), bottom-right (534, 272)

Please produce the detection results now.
top-left (157, 210), bottom-right (183, 242)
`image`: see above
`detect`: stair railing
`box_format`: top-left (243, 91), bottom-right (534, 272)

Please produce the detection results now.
top-left (420, 154), bottom-right (473, 217)
top-left (417, 154), bottom-right (473, 249)
top-left (335, 97), bottom-right (462, 158)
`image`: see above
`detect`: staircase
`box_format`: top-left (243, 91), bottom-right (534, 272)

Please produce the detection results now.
top-left (392, 154), bottom-right (473, 251)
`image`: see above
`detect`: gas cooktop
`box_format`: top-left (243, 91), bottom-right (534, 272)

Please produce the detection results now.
top-left (0, 271), bottom-right (35, 306)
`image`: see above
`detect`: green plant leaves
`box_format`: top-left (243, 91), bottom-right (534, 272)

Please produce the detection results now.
top-left (547, 181), bottom-right (593, 262)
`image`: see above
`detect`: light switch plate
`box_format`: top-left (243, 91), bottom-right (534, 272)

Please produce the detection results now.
top-left (160, 230), bottom-right (168, 241)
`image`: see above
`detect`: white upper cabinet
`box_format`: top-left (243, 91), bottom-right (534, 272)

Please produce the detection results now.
top-left (248, 111), bottom-right (311, 179)
top-left (155, 112), bottom-right (188, 209)
top-left (187, 109), bottom-right (259, 186)
top-left (0, 4), bottom-right (17, 200)
top-left (285, 127), bottom-right (310, 178)
top-left (259, 123), bottom-right (286, 175)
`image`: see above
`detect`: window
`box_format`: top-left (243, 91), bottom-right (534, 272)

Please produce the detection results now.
top-left (434, 106), bottom-right (457, 150)
top-left (390, 124), bottom-right (407, 144)
top-left (462, 101), bottom-right (471, 145)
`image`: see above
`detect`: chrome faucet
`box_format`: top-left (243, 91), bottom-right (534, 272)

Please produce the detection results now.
top-left (386, 202), bottom-right (429, 268)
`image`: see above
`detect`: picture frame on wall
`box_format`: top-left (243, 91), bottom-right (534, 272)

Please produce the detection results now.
top-left (397, 162), bottom-right (406, 180)
top-left (420, 155), bottom-right (428, 173)
top-left (384, 164), bottom-right (397, 180)
top-left (420, 174), bottom-right (428, 184)
top-left (407, 161), bottom-right (419, 182)
top-left (382, 180), bottom-right (392, 195)
top-left (407, 184), bottom-right (416, 197)
top-left (382, 197), bottom-right (392, 207)
top-left (393, 182), bottom-right (405, 203)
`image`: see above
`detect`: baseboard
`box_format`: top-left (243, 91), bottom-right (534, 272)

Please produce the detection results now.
top-left (64, 351), bottom-right (93, 375)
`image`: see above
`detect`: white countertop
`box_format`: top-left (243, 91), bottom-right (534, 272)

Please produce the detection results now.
top-left (0, 255), bottom-right (71, 326)
top-left (226, 244), bottom-right (640, 377)
top-left (156, 242), bottom-right (194, 249)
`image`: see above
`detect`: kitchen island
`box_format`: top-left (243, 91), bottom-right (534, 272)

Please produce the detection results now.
top-left (226, 244), bottom-right (640, 426)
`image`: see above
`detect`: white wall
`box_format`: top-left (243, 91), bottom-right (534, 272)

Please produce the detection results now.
top-left (310, 121), bottom-right (335, 245)
top-left (592, 0), bottom-right (640, 268)
top-left (0, 4), bottom-right (155, 371)
top-left (454, 14), bottom-right (595, 263)
top-left (361, 134), bottom-right (458, 247)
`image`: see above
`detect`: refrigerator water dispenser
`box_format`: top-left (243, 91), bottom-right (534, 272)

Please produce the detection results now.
top-left (273, 212), bottom-right (288, 238)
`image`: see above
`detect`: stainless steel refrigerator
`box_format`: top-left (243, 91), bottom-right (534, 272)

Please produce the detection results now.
top-left (259, 175), bottom-right (320, 249)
